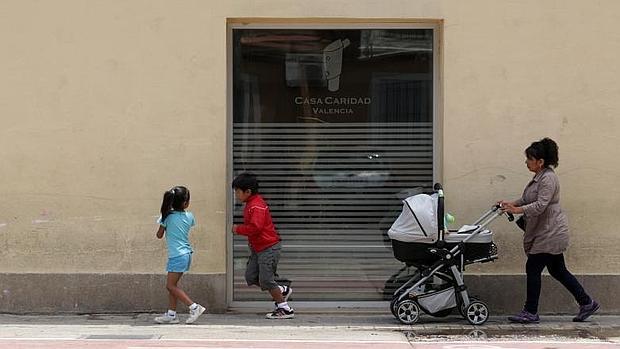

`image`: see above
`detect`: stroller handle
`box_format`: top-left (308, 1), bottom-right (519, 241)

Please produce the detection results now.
top-left (435, 183), bottom-right (445, 240)
top-left (472, 204), bottom-right (516, 228)
top-left (494, 204), bottom-right (515, 222)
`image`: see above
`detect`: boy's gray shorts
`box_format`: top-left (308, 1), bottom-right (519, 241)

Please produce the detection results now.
top-left (245, 242), bottom-right (281, 291)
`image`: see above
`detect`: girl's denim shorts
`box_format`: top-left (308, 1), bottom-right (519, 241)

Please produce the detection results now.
top-left (167, 253), bottom-right (192, 273)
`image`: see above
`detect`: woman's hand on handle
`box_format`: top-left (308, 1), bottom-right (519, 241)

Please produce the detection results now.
top-left (498, 201), bottom-right (524, 215)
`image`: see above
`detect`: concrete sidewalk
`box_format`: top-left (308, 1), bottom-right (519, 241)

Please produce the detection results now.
top-left (1, 312), bottom-right (619, 343)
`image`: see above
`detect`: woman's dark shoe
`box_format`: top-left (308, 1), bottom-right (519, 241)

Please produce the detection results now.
top-left (573, 300), bottom-right (600, 322)
top-left (508, 310), bottom-right (540, 324)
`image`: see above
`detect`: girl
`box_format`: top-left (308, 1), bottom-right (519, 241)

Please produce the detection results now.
top-left (154, 186), bottom-right (205, 324)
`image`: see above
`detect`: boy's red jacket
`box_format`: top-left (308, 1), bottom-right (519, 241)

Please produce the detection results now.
top-left (234, 194), bottom-right (280, 252)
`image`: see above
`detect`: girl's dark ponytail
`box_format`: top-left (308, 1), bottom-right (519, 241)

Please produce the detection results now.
top-left (160, 186), bottom-right (190, 223)
top-left (160, 190), bottom-right (175, 222)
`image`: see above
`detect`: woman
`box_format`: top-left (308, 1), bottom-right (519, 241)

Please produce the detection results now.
top-left (499, 138), bottom-right (599, 323)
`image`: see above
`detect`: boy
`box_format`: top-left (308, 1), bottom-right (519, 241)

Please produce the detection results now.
top-left (231, 172), bottom-right (294, 319)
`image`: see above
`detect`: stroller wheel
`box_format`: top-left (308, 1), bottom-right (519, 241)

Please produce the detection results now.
top-left (395, 300), bottom-right (421, 325)
top-left (458, 296), bottom-right (479, 318)
top-left (390, 297), bottom-right (399, 317)
top-left (464, 300), bottom-right (490, 325)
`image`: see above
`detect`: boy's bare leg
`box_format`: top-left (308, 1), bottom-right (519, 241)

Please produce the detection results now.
top-left (269, 287), bottom-right (284, 303)
top-left (166, 272), bottom-right (193, 306)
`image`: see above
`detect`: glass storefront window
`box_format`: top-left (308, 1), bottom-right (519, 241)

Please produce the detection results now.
top-left (231, 27), bottom-right (435, 302)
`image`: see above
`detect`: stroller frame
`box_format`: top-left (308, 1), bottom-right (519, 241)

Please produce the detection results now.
top-left (390, 183), bottom-right (513, 325)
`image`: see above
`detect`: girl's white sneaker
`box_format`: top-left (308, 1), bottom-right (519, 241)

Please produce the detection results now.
top-left (154, 313), bottom-right (179, 324)
top-left (186, 304), bottom-right (206, 324)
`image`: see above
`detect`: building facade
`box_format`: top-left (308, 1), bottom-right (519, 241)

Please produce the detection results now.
top-left (1, 1), bottom-right (619, 314)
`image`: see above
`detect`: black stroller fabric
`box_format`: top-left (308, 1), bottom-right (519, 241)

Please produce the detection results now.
top-left (391, 240), bottom-right (494, 266)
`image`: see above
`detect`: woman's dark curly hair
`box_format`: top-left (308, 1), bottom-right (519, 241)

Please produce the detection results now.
top-left (525, 137), bottom-right (559, 168)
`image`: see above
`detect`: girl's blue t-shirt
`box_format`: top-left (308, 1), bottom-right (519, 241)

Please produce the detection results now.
top-left (158, 211), bottom-right (195, 258)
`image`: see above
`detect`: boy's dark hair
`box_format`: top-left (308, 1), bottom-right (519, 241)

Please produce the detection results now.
top-left (160, 186), bottom-right (190, 221)
top-left (232, 172), bottom-right (259, 194)
top-left (525, 137), bottom-right (559, 168)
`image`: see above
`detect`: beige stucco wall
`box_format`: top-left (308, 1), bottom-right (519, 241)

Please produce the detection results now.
top-left (1, 0), bottom-right (619, 281)
top-left (441, 1), bottom-right (620, 274)
top-left (0, 1), bottom-right (229, 274)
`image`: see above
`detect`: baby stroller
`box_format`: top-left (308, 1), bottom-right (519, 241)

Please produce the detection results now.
top-left (387, 183), bottom-right (513, 325)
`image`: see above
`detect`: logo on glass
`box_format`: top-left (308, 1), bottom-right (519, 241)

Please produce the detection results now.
top-left (323, 38), bottom-right (350, 92)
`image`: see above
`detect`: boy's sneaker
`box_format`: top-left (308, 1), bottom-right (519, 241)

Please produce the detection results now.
top-left (508, 310), bottom-right (540, 324)
top-left (282, 285), bottom-right (293, 302)
top-left (266, 307), bottom-right (295, 319)
top-left (154, 313), bottom-right (180, 324)
top-left (266, 303), bottom-right (278, 318)
top-left (186, 304), bottom-right (206, 324)
top-left (573, 300), bottom-right (600, 322)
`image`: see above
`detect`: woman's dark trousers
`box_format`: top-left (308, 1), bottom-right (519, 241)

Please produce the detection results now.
top-left (525, 253), bottom-right (591, 314)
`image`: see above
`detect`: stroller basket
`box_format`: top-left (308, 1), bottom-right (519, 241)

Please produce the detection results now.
top-left (392, 239), bottom-right (495, 266)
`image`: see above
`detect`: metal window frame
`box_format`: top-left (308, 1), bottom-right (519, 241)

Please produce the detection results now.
top-left (226, 20), bottom-right (442, 309)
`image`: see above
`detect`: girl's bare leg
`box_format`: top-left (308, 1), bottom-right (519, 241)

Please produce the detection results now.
top-left (166, 272), bottom-right (193, 306)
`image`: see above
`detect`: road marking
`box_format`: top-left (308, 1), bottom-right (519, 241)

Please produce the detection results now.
top-left (416, 342), bottom-right (620, 349)
top-left (0, 338), bottom-right (408, 344)
top-left (442, 345), bottom-right (521, 349)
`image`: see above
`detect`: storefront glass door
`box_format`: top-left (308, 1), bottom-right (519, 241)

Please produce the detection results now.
top-left (230, 26), bottom-right (436, 302)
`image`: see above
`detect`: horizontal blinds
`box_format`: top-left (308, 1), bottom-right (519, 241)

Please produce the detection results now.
top-left (232, 122), bottom-right (433, 301)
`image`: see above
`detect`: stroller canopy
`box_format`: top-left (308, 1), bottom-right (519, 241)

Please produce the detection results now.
top-left (388, 194), bottom-right (438, 243)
